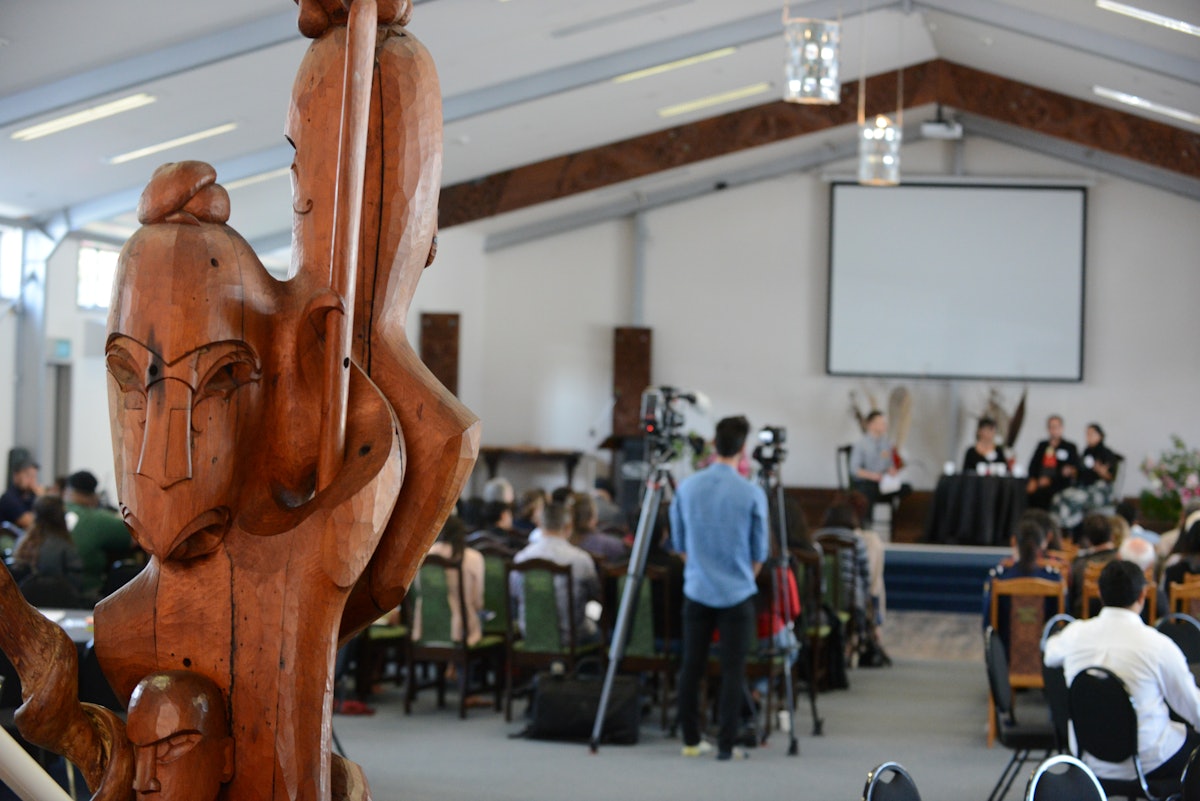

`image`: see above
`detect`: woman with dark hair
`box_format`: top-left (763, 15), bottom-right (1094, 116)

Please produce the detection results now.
top-left (981, 519), bottom-right (1063, 636)
top-left (1053, 422), bottom-right (1119, 530)
top-left (1163, 521), bottom-right (1200, 587)
top-left (11, 495), bottom-right (85, 593)
top-left (962, 417), bottom-right (1008, 474)
top-left (424, 515), bottom-right (486, 647)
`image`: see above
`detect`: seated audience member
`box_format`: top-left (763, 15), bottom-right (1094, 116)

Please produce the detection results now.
top-left (11, 495), bottom-right (85, 595)
top-left (848, 410), bottom-right (911, 524)
top-left (457, 495), bottom-right (487, 530)
top-left (845, 491), bottom-right (885, 624)
top-left (1020, 508), bottom-right (1065, 553)
top-left (1069, 514), bottom-right (1120, 617)
top-left (592, 477), bottom-right (628, 535)
top-left (570, 492), bottom-right (628, 562)
top-left (0, 458), bottom-right (43, 531)
top-left (526, 486), bottom-right (575, 545)
top-left (482, 476), bottom-right (515, 506)
top-left (1117, 500), bottom-right (1161, 547)
top-left (1052, 422), bottom-right (1118, 529)
top-left (816, 501), bottom-right (873, 620)
top-left (1025, 414), bottom-right (1079, 511)
top-left (512, 488), bottom-right (545, 536)
top-left (982, 519), bottom-right (1063, 634)
top-left (1163, 521), bottom-right (1200, 588)
top-left (63, 470), bottom-right (135, 597)
top-left (1044, 560), bottom-right (1200, 792)
top-left (425, 516), bottom-right (486, 646)
top-left (962, 417), bottom-right (1008, 474)
top-left (511, 500), bottom-right (601, 647)
top-left (1157, 503), bottom-right (1200, 562)
top-left (466, 499), bottom-right (524, 552)
top-left (1119, 535), bottom-right (1158, 575)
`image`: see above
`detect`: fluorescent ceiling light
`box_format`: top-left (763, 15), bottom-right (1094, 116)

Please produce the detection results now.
top-left (1095, 1), bottom-right (1200, 37)
top-left (11, 93), bottom-right (156, 141)
top-left (109, 123), bottom-right (238, 165)
top-left (223, 167), bottom-right (291, 191)
top-left (1093, 85), bottom-right (1200, 126)
top-left (613, 47), bottom-right (737, 84)
top-left (657, 82), bottom-right (772, 119)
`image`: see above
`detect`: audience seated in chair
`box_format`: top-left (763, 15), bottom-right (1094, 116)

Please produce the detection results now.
top-left (512, 488), bottom-right (545, 537)
top-left (1163, 520), bottom-right (1200, 588)
top-left (1155, 503), bottom-right (1200, 562)
top-left (1068, 514), bottom-right (1118, 617)
top-left (62, 469), bottom-right (134, 599)
top-left (981, 519), bottom-right (1064, 641)
top-left (467, 499), bottom-right (526, 552)
top-left (1044, 560), bottom-right (1200, 794)
top-left (570, 492), bottom-right (628, 562)
top-left (511, 500), bottom-right (601, 648)
top-left (10, 496), bottom-right (86, 600)
top-left (423, 516), bottom-right (488, 647)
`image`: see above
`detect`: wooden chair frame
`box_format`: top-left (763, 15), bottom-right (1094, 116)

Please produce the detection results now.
top-left (987, 577), bottom-right (1064, 747)
top-left (404, 552), bottom-right (504, 718)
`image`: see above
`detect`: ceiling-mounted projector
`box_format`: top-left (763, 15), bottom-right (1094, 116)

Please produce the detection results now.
top-left (920, 119), bottom-right (964, 140)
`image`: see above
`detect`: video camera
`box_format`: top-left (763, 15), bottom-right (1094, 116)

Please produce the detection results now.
top-left (752, 425), bottom-right (787, 469)
top-left (640, 386), bottom-right (703, 464)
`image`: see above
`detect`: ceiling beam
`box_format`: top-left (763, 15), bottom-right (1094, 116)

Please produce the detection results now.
top-left (0, 10), bottom-right (301, 130)
top-left (444, 0), bottom-right (894, 122)
top-left (916, 0), bottom-right (1200, 85)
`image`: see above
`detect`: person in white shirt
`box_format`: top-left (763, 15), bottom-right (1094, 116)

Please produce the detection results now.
top-left (1044, 560), bottom-right (1200, 789)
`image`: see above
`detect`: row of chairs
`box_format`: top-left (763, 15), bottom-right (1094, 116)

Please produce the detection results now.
top-left (987, 612), bottom-right (1200, 801)
top-left (863, 756), bottom-right (1118, 801)
top-left (376, 531), bottom-right (870, 732)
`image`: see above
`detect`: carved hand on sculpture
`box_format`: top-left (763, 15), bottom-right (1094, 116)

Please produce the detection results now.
top-left (127, 671), bottom-right (234, 800)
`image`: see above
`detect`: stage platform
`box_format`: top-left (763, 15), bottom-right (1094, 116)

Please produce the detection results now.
top-left (882, 543), bottom-right (1009, 615)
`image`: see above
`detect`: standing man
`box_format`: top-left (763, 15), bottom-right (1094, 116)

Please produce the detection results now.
top-left (63, 470), bottom-right (135, 598)
top-left (849, 411), bottom-right (911, 524)
top-left (671, 416), bottom-right (768, 761)
top-left (1026, 414), bottom-right (1078, 511)
top-left (1044, 560), bottom-right (1200, 792)
top-left (0, 458), bottom-right (43, 531)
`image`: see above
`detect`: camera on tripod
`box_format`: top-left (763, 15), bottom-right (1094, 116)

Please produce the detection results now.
top-left (640, 386), bottom-right (702, 464)
top-left (753, 425), bottom-right (787, 468)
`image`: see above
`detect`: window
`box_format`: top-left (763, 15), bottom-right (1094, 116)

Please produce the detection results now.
top-left (0, 224), bottom-right (20, 300)
top-left (77, 243), bottom-right (120, 310)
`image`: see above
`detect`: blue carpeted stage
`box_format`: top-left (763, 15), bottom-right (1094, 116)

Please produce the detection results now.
top-left (884, 543), bottom-right (1010, 614)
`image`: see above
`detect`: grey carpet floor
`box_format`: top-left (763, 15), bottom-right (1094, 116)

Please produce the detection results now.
top-left (336, 613), bottom-right (1030, 801)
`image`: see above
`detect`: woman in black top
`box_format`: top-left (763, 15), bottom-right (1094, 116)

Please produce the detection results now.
top-left (1052, 422), bottom-right (1118, 530)
top-left (963, 417), bottom-right (1008, 474)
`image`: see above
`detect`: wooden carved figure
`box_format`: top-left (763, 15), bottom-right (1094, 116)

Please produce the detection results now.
top-left (0, 1), bottom-right (476, 798)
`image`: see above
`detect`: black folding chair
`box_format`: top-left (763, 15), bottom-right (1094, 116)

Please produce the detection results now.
top-left (1181, 744), bottom-right (1200, 801)
top-left (1156, 613), bottom-right (1200, 664)
top-left (984, 627), bottom-right (1056, 801)
top-left (862, 760), bottom-right (921, 801)
top-left (1024, 753), bottom-right (1105, 801)
top-left (1068, 666), bottom-right (1174, 801)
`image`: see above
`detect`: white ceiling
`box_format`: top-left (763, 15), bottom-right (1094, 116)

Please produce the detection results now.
top-left (0, 0), bottom-right (1197, 257)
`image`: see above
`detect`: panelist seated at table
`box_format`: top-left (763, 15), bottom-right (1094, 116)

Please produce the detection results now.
top-left (849, 410), bottom-right (912, 523)
top-left (1052, 423), bottom-right (1118, 530)
top-left (1025, 414), bottom-right (1079, 511)
top-left (1044, 560), bottom-right (1200, 792)
top-left (962, 417), bottom-right (1009, 475)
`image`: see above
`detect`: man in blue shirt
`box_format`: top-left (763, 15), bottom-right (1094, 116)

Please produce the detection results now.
top-left (670, 416), bottom-right (769, 761)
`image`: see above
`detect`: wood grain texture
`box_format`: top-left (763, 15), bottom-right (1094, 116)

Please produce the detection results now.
top-left (440, 59), bottom-right (1199, 227)
top-left (420, 313), bottom-right (461, 397)
top-left (612, 327), bottom-right (651, 439)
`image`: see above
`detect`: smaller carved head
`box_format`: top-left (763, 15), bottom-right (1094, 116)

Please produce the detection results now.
top-left (126, 670), bottom-right (234, 800)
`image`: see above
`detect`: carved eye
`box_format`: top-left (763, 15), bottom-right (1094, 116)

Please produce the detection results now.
top-left (198, 354), bottom-right (260, 401)
top-left (154, 731), bottom-right (202, 764)
top-left (106, 349), bottom-right (147, 411)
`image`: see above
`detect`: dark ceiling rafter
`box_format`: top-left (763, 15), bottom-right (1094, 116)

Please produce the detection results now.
top-left (438, 58), bottom-right (1200, 229)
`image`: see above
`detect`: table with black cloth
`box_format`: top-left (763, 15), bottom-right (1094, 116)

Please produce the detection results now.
top-left (925, 474), bottom-right (1028, 546)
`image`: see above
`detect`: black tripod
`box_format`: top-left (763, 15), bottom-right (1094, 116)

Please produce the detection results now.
top-left (588, 456), bottom-right (675, 753)
top-left (754, 445), bottom-right (820, 751)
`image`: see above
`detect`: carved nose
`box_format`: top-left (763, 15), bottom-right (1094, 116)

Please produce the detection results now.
top-left (132, 746), bottom-right (161, 794)
top-left (136, 377), bottom-right (194, 489)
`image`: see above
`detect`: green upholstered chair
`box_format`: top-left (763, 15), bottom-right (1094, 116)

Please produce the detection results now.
top-left (405, 552), bottom-right (505, 718)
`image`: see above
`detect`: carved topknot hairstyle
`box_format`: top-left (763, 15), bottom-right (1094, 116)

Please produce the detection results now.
top-left (136, 161), bottom-right (231, 226)
top-left (293, 0), bottom-right (412, 39)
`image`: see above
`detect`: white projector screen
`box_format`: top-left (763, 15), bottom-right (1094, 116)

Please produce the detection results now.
top-left (827, 182), bottom-right (1086, 382)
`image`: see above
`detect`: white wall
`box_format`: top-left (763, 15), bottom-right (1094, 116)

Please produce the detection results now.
top-left (4, 135), bottom-right (1199, 501)
top-left (463, 137), bottom-right (1200, 495)
top-left (0, 301), bottom-right (16, 471)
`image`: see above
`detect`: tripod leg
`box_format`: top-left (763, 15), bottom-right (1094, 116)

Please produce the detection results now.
top-left (588, 470), bottom-right (665, 752)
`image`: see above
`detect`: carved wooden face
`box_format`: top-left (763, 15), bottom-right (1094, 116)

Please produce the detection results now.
top-left (107, 226), bottom-right (271, 561)
top-left (127, 671), bottom-right (233, 800)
